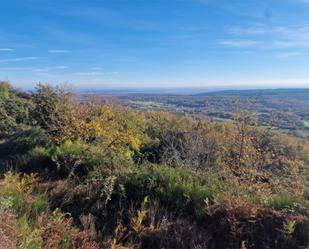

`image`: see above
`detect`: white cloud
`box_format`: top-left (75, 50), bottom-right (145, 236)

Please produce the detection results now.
top-left (91, 67), bottom-right (102, 70)
top-left (73, 71), bottom-right (119, 76)
top-left (74, 72), bottom-right (103, 76)
top-left (0, 48), bottom-right (15, 51)
top-left (219, 40), bottom-right (258, 48)
top-left (0, 67), bottom-right (33, 71)
top-left (0, 57), bottom-right (38, 63)
top-left (230, 24), bottom-right (309, 39)
top-left (0, 65), bottom-right (68, 72)
top-left (229, 26), bottom-right (287, 36)
top-left (223, 24), bottom-right (309, 49)
top-left (48, 49), bottom-right (72, 53)
top-left (54, 65), bottom-right (69, 69)
top-left (34, 66), bottom-right (68, 72)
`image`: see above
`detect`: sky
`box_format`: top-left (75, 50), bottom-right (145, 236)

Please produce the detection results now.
top-left (1, 0), bottom-right (309, 89)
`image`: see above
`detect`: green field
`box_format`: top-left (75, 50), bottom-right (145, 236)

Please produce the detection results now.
top-left (303, 120), bottom-right (309, 127)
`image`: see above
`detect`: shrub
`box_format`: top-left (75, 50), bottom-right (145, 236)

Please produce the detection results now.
top-left (293, 219), bottom-right (309, 246)
top-left (201, 198), bottom-right (303, 249)
top-left (0, 128), bottom-right (49, 160)
top-left (0, 82), bottom-right (34, 137)
top-left (0, 172), bottom-right (49, 220)
top-left (0, 191), bottom-right (23, 213)
top-left (29, 140), bottom-right (90, 178)
top-left (28, 194), bottom-right (50, 224)
top-left (0, 128), bottom-right (50, 175)
top-left (267, 194), bottom-right (309, 216)
top-left (37, 209), bottom-right (100, 249)
top-left (123, 164), bottom-right (222, 217)
top-left (0, 172), bottom-right (36, 213)
top-left (18, 215), bottom-right (43, 249)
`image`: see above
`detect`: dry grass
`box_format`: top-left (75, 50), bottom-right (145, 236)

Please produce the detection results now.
top-left (0, 211), bottom-right (19, 249)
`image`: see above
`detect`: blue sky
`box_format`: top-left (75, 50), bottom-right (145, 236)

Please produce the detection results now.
top-left (1, 0), bottom-right (309, 89)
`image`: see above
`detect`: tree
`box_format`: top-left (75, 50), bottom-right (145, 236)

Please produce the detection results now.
top-left (31, 83), bottom-right (60, 130)
top-left (86, 105), bottom-right (146, 158)
top-left (0, 82), bottom-right (33, 137)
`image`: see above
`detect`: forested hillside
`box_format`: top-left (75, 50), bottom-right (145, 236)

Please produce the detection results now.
top-left (121, 89), bottom-right (309, 140)
top-left (0, 82), bottom-right (308, 249)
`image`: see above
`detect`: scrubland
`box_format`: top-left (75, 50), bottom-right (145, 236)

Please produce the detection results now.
top-left (0, 82), bottom-right (308, 249)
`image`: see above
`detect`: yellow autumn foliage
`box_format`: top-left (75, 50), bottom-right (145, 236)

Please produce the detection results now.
top-left (83, 105), bottom-right (146, 157)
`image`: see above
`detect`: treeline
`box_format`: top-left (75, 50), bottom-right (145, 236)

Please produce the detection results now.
top-left (0, 81), bottom-right (308, 249)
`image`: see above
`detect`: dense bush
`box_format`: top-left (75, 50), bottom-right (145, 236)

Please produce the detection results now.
top-left (267, 194), bottom-right (309, 216)
top-left (0, 81), bottom-right (34, 137)
top-left (0, 128), bottom-right (49, 157)
top-left (0, 172), bottom-right (99, 249)
top-left (123, 165), bottom-right (222, 216)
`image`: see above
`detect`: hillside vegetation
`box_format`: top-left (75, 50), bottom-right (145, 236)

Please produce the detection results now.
top-left (120, 88), bottom-right (309, 140)
top-left (0, 82), bottom-right (308, 249)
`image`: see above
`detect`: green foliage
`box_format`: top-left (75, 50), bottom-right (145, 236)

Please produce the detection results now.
top-left (30, 83), bottom-right (60, 129)
top-left (0, 191), bottom-right (23, 213)
top-left (0, 171), bottom-right (98, 249)
top-left (31, 140), bottom-right (102, 178)
top-left (18, 215), bottom-right (43, 249)
top-left (0, 172), bottom-right (45, 249)
top-left (0, 81), bottom-right (11, 98)
top-left (42, 140), bottom-right (88, 162)
top-left (0, 82), bottom-right (34, 137)
top-left (0, 128), bottom-right (49, 158)
top-left (267, 194), bottom-right (309, 216)
top-left (124, 164), bottom-right (222, 216)
top-left (28, 194), bottom-right (50, 224)
top-left (0, 172), bottom-right (49, 221)
top-left (0, 172), bottom-right (34, 213)
top-left (0, 196), bottom-right (15, 211)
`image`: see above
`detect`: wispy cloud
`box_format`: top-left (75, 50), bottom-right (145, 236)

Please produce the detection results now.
top-left (0, 65), bottom-right (68, 72)
top-left (54, 65), bottom-right (69, 69)
top-left (48, 49), bottom-right (72, 53)
top-left (91, 67), bottom-right (102, 70)
top-left (0, 57), bottom-right (39, 63)
top-left (0, 67), bottom-right (33, 71)
top-left (34, 66), bottom-right (69, 72)
top-left (276, 52), bottom-right (301, 58)
top-left (229, 24), bottom-right (309, 39)
top-left (219, 40), bottom-right (258, 48)
top-left (74, 71), bottom-right (118, 76)
top-left (229, 26), bottom-right (286, 35)
top-left (74, 72), bottom-right (103, 76)
top-left (223, 24), bottom-right (309, 49)
top-left (0, 48), bottom-right (15, 51)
